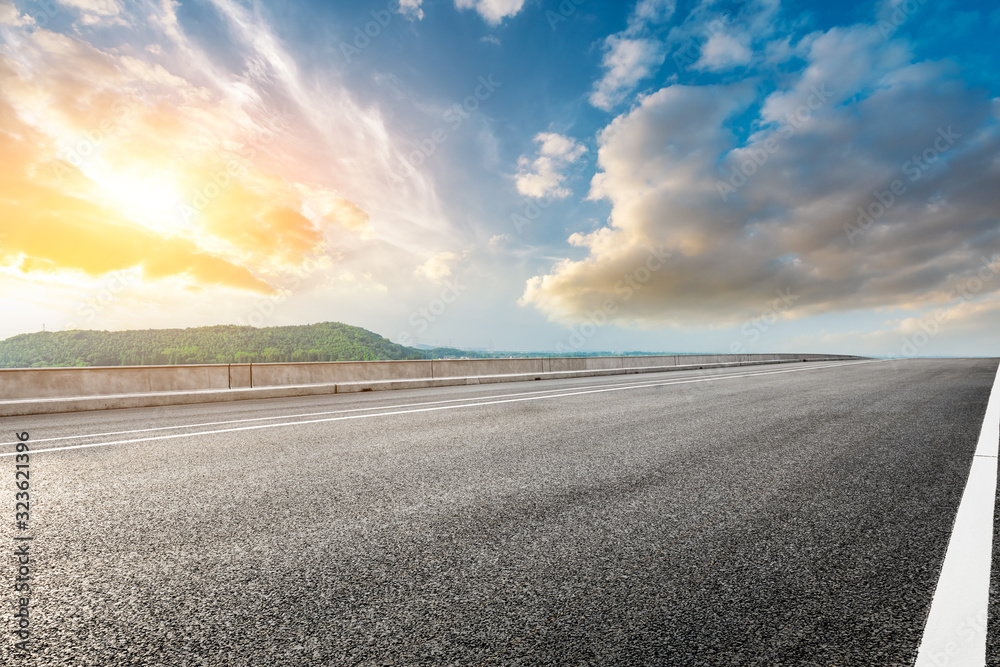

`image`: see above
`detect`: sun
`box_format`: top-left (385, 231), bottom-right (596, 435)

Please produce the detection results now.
top-left (90, 169), bottom-right (191, 236)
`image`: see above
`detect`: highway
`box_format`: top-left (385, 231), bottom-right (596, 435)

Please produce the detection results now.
top-left (1, 357), bottom-right (998, 665)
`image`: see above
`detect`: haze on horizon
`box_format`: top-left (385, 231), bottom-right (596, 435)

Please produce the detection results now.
top-left (0, 0), bottom-right (998, 357)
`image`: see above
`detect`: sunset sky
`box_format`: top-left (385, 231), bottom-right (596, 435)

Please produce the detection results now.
top-left (1, 0), bottom-right (999, 356)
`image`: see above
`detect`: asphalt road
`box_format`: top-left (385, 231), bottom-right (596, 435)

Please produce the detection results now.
top-left (1, 358), bottom-right (998, 666)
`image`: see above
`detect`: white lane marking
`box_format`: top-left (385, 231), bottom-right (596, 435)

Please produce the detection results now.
top-left (0, 360), bottom-right (880, 458)
top-left (0, 361), bottom-right (857, 447)
top-left (915, 362), bottom-right (1000, 667)
top-left (1, 377), bottom-right (659, 445)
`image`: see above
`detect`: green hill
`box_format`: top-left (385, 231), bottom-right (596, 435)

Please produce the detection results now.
top-left (0, 322), bottom-right (475, 368)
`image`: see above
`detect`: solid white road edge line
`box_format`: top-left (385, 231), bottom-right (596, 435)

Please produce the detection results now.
top-left (915, 362), bottom-right (1000, 667)
top-left (0, 359), bottom-right (881, 458)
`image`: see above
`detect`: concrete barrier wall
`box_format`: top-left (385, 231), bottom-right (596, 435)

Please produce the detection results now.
top-left (249, 360), bottom-right (432, 388)
top-left (0, 353), bottom-right (863, 401)
top-left (547, 357), bottom-right (624, 372)
top-left (432, 358), bottom-right (545, 378)
top-left (0, 364), bottom-right (232, 400)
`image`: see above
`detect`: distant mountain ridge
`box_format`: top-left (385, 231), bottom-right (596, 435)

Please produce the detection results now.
top-left (0, 322), bottom-right (467, 368)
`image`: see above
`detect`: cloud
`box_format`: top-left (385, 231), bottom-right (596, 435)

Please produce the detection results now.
top-left (489, 234), bottom-right (510, 249)
top-left (523, 25), bottom-right (1000, 329)
top-left (589, 0), bottom-right (677, 111)
top-left (56, 0), bottom-right (123, 26)
top-left (415, 251), bottom-right (461, 283)
top-left (398, 0), bottom-right (424, 20)
top-left (454, 0), bottom-right (526, 25)
top-left (0, 110), bottom-right (274, 293)
top-left (790, 288), bottom-right (1000, 358)
top-left (56, 0), bottom-right (119, 13)
top-left (695, 32), bottom-right (752, 71)
top-left (0, 0), bottom-right (463, 308)
top-left (664, 0), bottom-right (782, 75)
top-left (515, 132), bottom-right (587, 199)
top-left (629, 0), bottom-right (676, 29)
top-left (0, 0), bottom-right (29, 25)
top-left (590, 37), bottom-right (665, 112)
top-left (207, 0), bottom-right (454, 255)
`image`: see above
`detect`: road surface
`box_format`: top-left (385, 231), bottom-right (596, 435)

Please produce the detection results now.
top-left (1, 358), bottom-right (998, 665)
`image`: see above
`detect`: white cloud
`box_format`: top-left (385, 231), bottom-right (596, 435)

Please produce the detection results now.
top-left (415, 251), bottom-right (460, 283)
top-left (590, 37), bottom-right (666, 111)
top-left (589, 0), bottom-right (678, 111)
top-left (398, 0), bottom-right (424, 21)
top-left (696, 32), bottom-right (752, 71)
top-left (628, 0), bottom-right (676, 32)
top-left (536, 132), bottom-right (587, 161)
top-left (454, 0), bottom-right (526, 25)
top-left (0, 0), bottom-right (29, 25)
top-left (489, 233), bottom-right (510, 249)
top-left (57, 0), bottom-right (119, 14)
top-left (523, 25), bottom-right (1000, 329)
top-left (515, 132), bottom-right (587, 199)
top-left (56, 0), bottom-right (123, 25)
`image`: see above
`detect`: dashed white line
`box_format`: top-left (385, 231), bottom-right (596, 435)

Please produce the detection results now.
top-left (915, 362), bottom-right (1000, 667)
top-left (0, 359), bottom-right (879, 458)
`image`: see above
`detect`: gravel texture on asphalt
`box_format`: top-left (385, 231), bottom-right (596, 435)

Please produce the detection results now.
top-left (1, 358), bottom-right (996, 666)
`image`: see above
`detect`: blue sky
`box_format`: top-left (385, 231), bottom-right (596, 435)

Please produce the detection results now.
top-left (1, 0), bottom-right (999, 356)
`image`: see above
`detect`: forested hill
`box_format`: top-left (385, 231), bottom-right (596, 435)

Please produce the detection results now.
top-left (0, 323), bottom-right (468, 368)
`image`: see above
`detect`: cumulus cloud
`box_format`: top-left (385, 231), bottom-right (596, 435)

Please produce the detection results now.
top-left (0, 0), bottom-right (29, 25)
top-left (665, 0), bottom-right (781, 75)
top-left (696, 32), bottom-right (752, 71)
top-left (397, 0), bottom-right (424, 21)
top-left (515, 132), bottom-right (587, 199)
top-left (629, 0), bottom-right (676, 30)
top-left (590, 37), bottom-right (665, 112)
top-left (523, 25), bottom-right (1000, 328)
top-left (589, 0), bottom-right (676, 111)
top-left (396, 0), bottom-right (424, 21)
top-left (415, 251), bottom-right (461, 283)
top-left (454, 0), bottom-right (526, 25)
